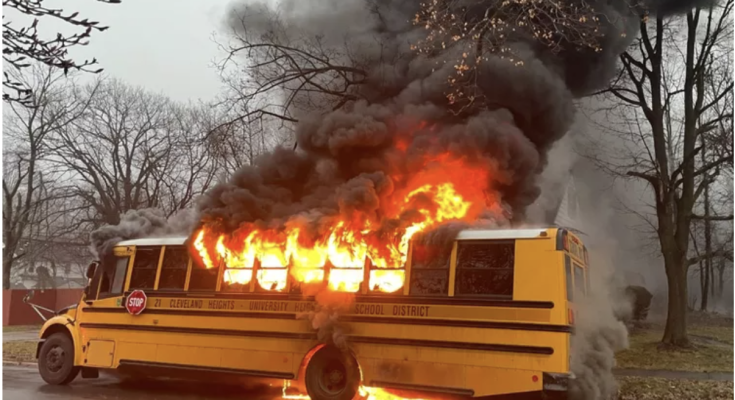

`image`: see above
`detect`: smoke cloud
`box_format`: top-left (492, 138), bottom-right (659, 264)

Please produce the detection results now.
top-left (528, 117), bottom-right (647, 399)
top-left (208, 0), bottom-right (705, 231)
top-left (197, 0), bottom-right (707, 393)
top-left (90, 208), bottom-right (197, 258)
top-left (568, 249), bottom-right (630, 400)
top-left (297, 291), bottom-right (354, 351)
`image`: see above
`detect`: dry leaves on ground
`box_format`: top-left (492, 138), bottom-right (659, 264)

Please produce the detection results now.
top-left (617, 376), bottom-right (733, 400)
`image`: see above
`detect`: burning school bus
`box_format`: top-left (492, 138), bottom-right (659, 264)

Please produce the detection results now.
top-left (34, 227), bottom-right (588, 400)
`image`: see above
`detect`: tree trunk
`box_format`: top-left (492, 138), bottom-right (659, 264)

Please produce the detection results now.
top-left (699, 260), bottom-right (706, 310)
top-left (2, 257), bottom-right (11, 290)
top-left (700, 136), bottom-right (711, 311)
top-left (717, 260), bottom-right (725, 300)
top-left (662, 254), bottom-right (689, 346)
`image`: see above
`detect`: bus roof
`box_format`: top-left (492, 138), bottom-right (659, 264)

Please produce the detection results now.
top-left (455, 228), bottom-right (550, 240)
top-left (116, 237), bottom-right (188, 246)
top-left (114, 228), bottom-right (554, 247)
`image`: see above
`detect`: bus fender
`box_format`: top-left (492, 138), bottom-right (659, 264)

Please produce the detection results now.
top-left (37, 316), bottom-right (81, 364)
top-left (293, 343), bottom-right (325, 382)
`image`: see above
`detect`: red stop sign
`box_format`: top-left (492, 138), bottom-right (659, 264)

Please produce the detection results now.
top-left (125, 290), bottom-right (147, 315)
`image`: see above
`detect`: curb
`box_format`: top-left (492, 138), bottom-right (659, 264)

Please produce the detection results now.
top-left (3, 360), bottom-right (37, 368)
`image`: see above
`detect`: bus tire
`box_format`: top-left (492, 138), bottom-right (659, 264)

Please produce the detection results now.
top-left (38, 332), bottom-right (79, 385)
top-left (304, 347), bottom-right (360, 400)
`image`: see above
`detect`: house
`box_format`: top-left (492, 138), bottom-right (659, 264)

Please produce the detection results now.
top-left (9, 238), bottom-right (91, 290)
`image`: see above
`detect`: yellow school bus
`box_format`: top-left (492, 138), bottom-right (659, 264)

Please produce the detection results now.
top-left (35, 227), bottom-right (589, 399)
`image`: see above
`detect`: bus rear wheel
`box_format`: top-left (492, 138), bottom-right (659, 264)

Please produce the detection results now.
top-left (304, 347), bottom-right (360, 400)
top-left (38, 332), bottom-right (79, 385)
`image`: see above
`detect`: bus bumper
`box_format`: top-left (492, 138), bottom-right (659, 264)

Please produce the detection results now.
top-left (542, 372), bottom-right (572, 398)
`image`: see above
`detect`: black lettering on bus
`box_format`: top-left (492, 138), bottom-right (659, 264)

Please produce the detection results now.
top-left (169, 299), bottom-right (203, 309)
top-left (208, 300), bottom-right (235, 310)
top-left (249, 301), bottom-right (289, 312)
top-left (294, 302), bottom-right (313, 312)
top-left (392, 305), bottom-right (429, 317)
top-left (354, 304), bottom-right (384, 315)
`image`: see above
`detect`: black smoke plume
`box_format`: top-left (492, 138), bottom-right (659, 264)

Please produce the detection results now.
top-left (90, 209), bottom-right (196, 258)
top-left (196, 0), bottom-right (707, 396)
top-left (206, 0), bottom-right (704, 229)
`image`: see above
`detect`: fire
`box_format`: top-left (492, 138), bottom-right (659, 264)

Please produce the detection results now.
top-left (192, 150), bottom-right (489, 293)
top-left (368, 269), bottom-right (405, 293)
top-left (281, 380), bottom-right (430, 400)
top-left (359, 386), bottom-right (429, 400)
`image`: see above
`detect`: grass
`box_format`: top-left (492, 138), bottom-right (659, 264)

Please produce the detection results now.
top-left (616, 327), bottom-right (733, 372)
top-left (3, 325), bottom-right (41, 333)
top-left (3, 341), bottom-right (37, 362)
top-left (689, 326), bottom-right (734, 345)
top-left (617, 376), bottom-right (733, 400)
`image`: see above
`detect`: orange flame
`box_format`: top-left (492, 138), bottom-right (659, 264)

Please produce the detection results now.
top-left (193, 151), bottom-right (489, 293)
top-left (281, 380), bottom-right (430, 400)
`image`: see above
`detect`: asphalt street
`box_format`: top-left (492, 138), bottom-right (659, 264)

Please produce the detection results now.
top-left (3, 365), bottom-right (283, 400)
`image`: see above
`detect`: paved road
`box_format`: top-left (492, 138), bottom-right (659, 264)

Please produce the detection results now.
top-left (3, 365), bottom-right (283, 400)
top-left (3, 331), bottom-right (39, 342)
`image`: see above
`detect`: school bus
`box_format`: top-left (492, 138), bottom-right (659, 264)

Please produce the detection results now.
top-left (35, 227), bottom-right (589, 399)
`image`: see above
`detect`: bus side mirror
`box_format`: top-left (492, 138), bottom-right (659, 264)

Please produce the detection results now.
top-left (22, 290), bottom-right (35, 304)
top-left (86, 262), bottom-right (98, 279)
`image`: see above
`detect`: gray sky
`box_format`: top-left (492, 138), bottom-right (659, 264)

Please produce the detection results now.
top-left (7, 0), bottom-right (235, 102)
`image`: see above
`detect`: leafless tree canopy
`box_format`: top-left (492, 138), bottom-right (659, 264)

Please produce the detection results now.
top-left (3, 64), bottom-right (92, 288)
top-left (414, 0), bottom-right (604, 108)
top-left (2, 0), bottom-right (121, 106)
top-left (49, 79), bottom-right (220, 226)
top-left (586, 0), bottom-right (733, 346)
top-left (2, 64), bottom-right (232, 289)
top-left (214, 5), bottom-right (374, 137)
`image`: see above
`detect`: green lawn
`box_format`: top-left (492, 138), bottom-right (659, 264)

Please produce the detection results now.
top-left (3, 341), bottom-right (37, 362)
top-left (617, 376), bottom-right (733, 400)
top-left (616, 327), bottom-right (733, 372)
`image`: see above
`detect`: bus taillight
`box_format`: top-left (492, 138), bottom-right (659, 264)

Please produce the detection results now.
top-left (568, 309), bottom-right (575, 325)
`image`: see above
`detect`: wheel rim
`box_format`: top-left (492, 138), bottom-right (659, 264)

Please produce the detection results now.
top-left (45, 345), bottom-right (65, 373)
top-left (319, 360), bottom-right (347, 395)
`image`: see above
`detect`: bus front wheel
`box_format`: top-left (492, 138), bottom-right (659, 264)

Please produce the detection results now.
top-left (38, 332), bottom-right (79, 385)
top-left (304, 347), bottom-right (360, 400)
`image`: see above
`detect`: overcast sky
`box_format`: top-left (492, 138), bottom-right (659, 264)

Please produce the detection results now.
top-left (6, 0), bottom-right (238, 102)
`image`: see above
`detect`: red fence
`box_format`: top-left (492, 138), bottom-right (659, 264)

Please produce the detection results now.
top-left (3, 289), bottom-right (83, 326)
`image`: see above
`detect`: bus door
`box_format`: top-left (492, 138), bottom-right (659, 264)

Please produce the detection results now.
top-left (86, 247), bottom-right (134, 303)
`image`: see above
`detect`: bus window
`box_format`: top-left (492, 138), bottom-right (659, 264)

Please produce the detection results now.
top-left (129, 247), bottom-right (161, 290)
top-left (565, 255), bottom-right (573, 302)
top-left (574, 263), bottom-right (585, 296)
top-left (158, 246), bottom-right (189, 290)
top-left (409, 240), bottom-right (451, 296)
top-left (189, 263), bottom-right (219, 291)
top-left (97, 255), bottom-right (130, 299)
top-left (222, 259), bottom-right (253, 293)
top-left (455, 240), bottom-right (514, 298)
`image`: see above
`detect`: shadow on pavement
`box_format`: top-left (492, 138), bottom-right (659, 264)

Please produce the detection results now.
top-left (33, 372), bottom-right (284, 400)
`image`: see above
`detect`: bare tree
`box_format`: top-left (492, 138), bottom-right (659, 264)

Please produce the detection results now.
top-left (206, 99), bottom-right (290, 176)
top-left (214, 6), bottom-right (371, 137)
top-left (49, 78), bottom-right (219, 226)
top-left (590, 1), bottom-right (733, 346)
top-left (3, 0), bottom-right (120, 105)
top-left (414, 0), bottom-right (603, 110)
top-left (2, 64), bottom-right (92, 288)
top-left (154, 102), bottom-right (220, 212)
